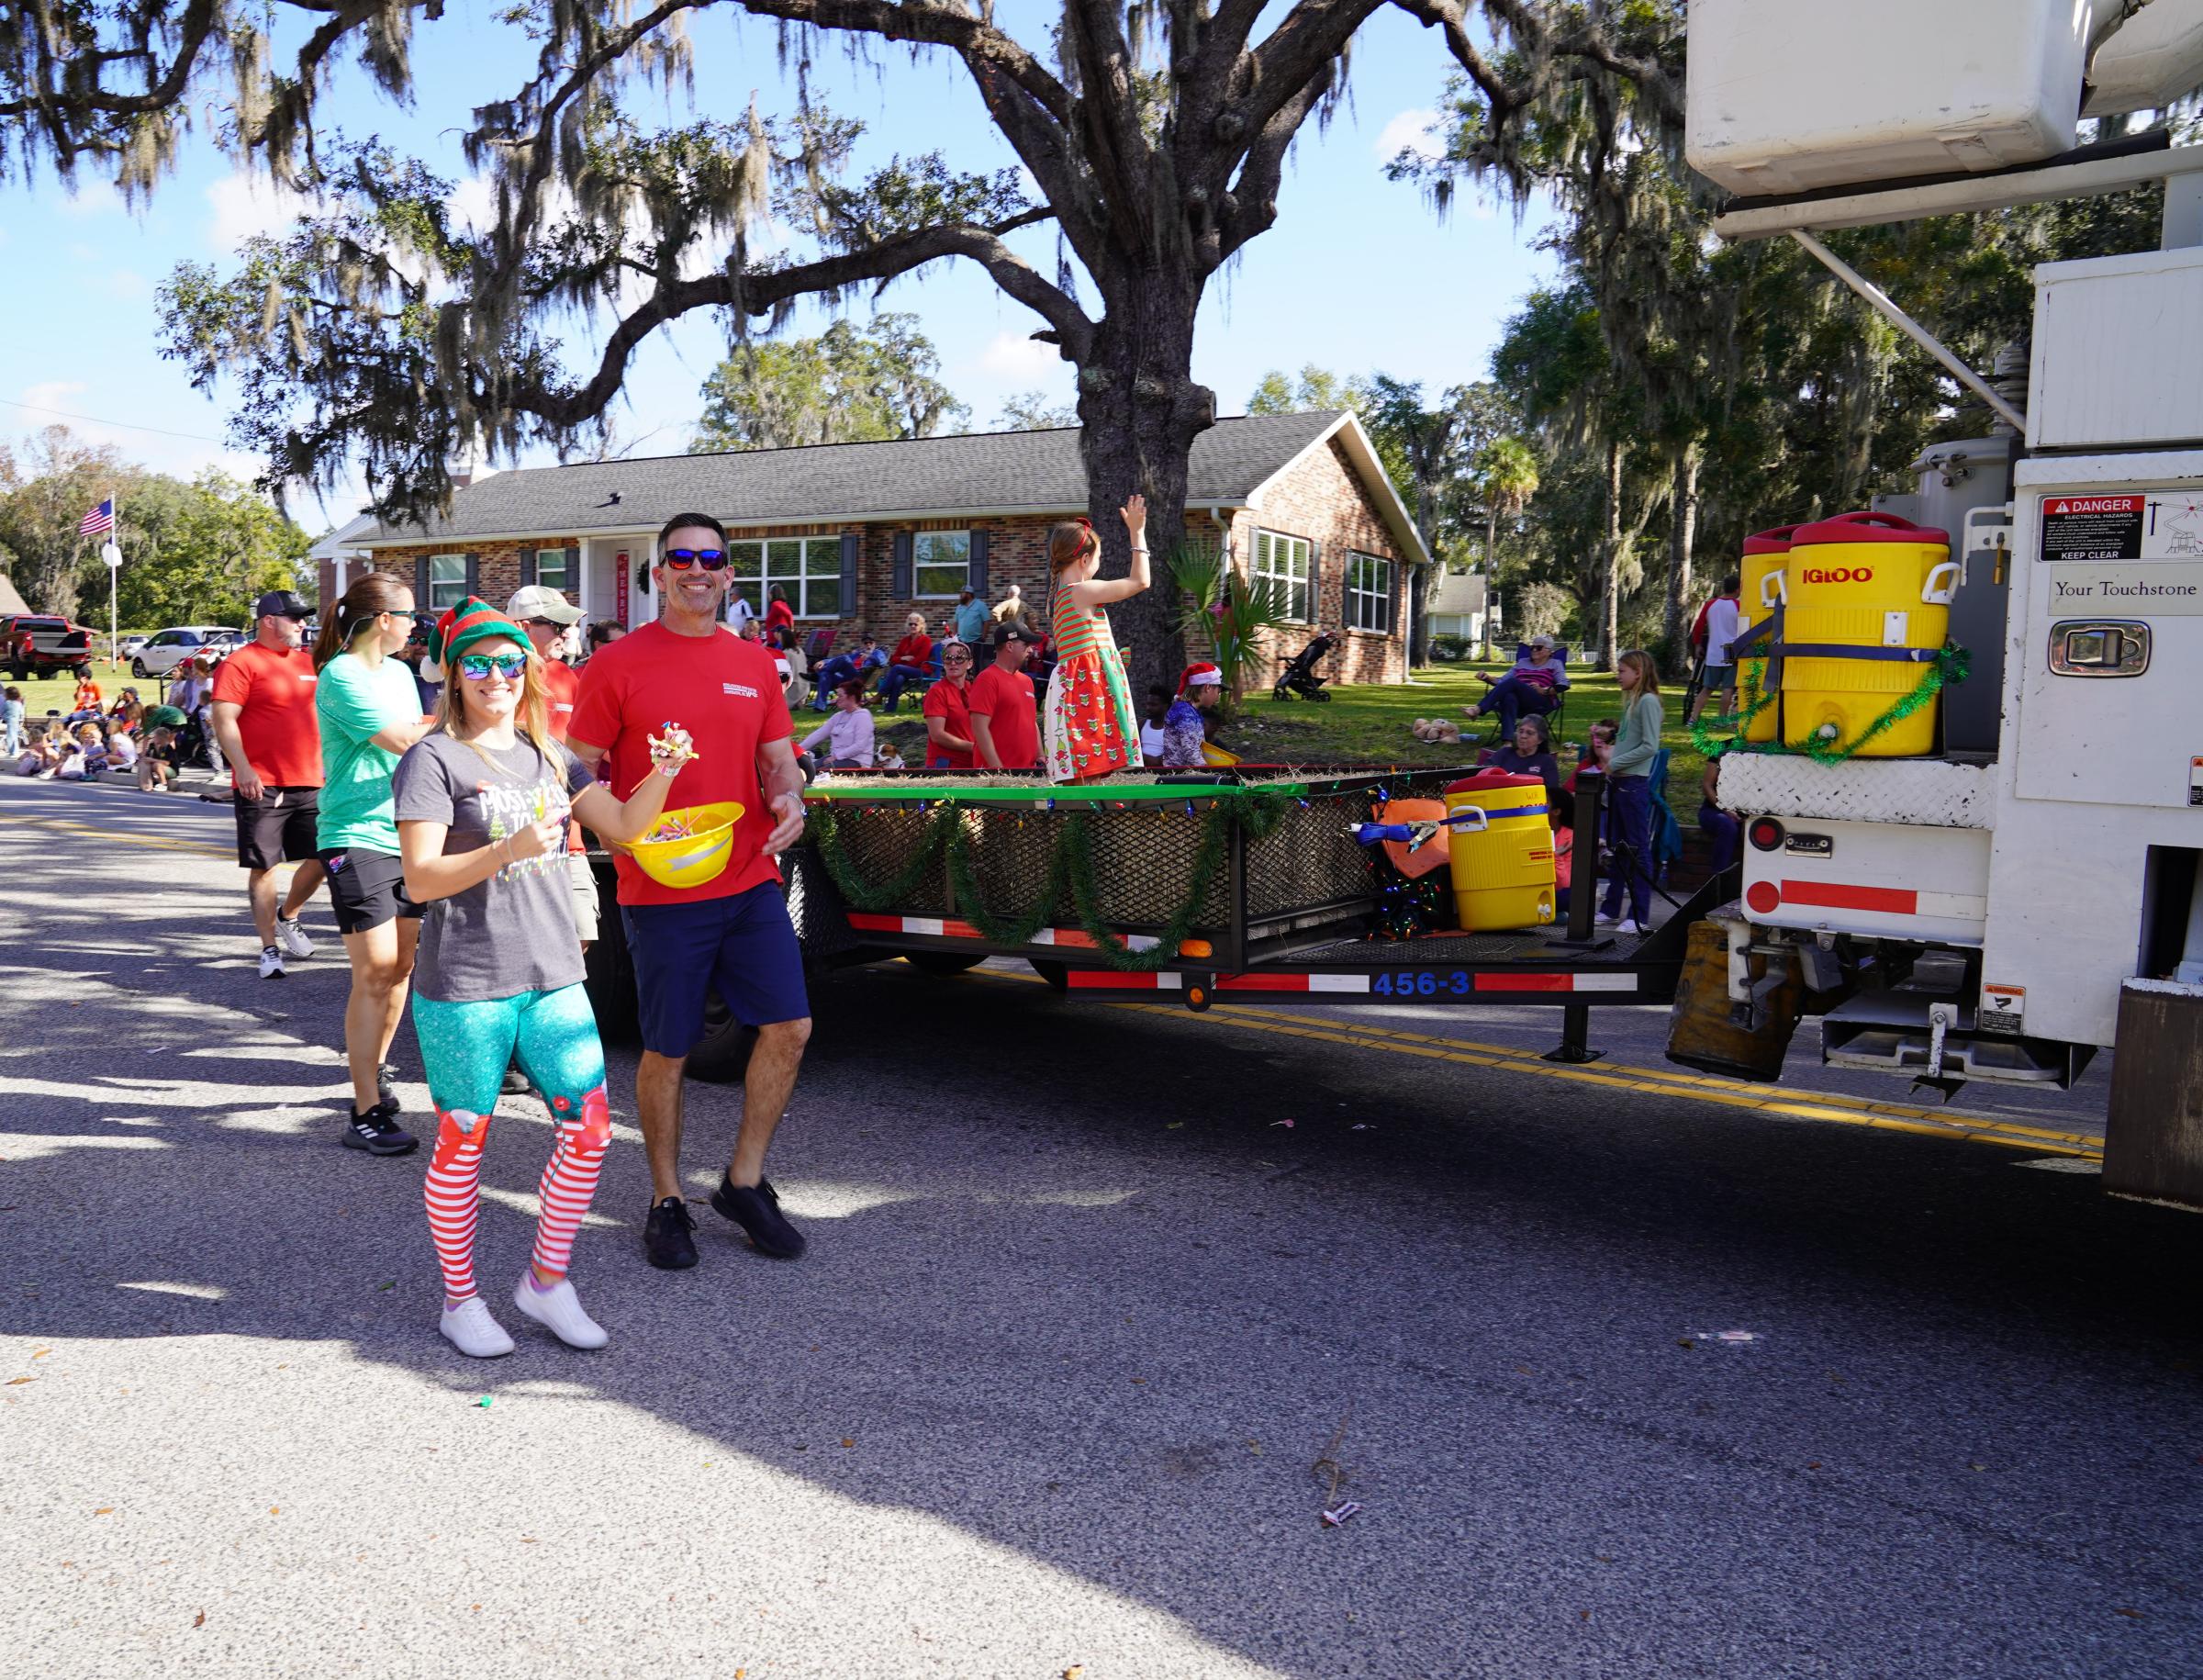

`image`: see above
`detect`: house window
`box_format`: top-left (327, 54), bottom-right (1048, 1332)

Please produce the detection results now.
top-left (1251, 530), bottom-right (1313, 623)
top-left (1344, 552), bottom-right (1393, 634)
top-left (534, 547), bottom-right (570, 592)
top-left (427, 554), bottom-right (467, 611)
top-left (727, 536), bottom-right (844, 620)
top-left (914, 531), bottom-right (970, 599)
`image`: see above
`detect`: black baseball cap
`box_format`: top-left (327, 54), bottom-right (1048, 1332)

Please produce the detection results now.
top-left (254, 589), bottom-right (313, 621)
top-left (992, 623), bottom-right (1032, 648)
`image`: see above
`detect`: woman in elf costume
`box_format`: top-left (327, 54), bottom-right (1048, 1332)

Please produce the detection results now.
top-left (392, 598), bottom-right (696, 1359)
top-left (1042, 495), bottom-right (1150, 783)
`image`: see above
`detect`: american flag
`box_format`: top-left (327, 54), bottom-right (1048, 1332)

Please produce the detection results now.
top-left (79, 498), bottom-right (114, 538)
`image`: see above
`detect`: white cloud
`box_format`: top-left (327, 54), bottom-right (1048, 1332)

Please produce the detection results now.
top-left (446, 174), bottom-right (499, 234)
top-left (55, 178), bottom-right (122, 218)
top-left (205, 172), bottom-right (314, 252)
top-left (1376, 107), bottom-right (1446, 166)
top-left (978, 330), bottom-right (1059, 382)
top-left (20, 380), bottom-right (90, 415)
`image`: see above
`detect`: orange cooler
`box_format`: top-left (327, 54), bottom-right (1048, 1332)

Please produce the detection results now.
top-left (1442, 770), bottom-right (1557, 931)
top-left (1738, 524), bottom-right (1795, 743)
top-left (1780, 511), bottom-right (1956, 758)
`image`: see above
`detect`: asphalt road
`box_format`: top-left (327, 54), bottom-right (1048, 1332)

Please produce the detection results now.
top-left (4, 775), bottom-right (2200, 1678)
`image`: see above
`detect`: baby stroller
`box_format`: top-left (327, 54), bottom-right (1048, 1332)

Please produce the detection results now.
top-left (1272, 633), bottom-right (1337, 702)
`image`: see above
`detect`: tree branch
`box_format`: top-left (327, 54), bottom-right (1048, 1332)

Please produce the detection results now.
top-left (520, 207), bottom-right (1088, 429)
top-left (727, 0), bottom-right (1072, 123)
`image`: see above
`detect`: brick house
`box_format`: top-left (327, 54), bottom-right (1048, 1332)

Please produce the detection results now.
top-left (350, 409), bottom-right (1429, 683)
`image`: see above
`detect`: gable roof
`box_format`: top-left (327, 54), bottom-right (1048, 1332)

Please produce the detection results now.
top-left (358, 409), bottom-right (1427, 563)
top-left (0, 572), bottom-right (28, 617)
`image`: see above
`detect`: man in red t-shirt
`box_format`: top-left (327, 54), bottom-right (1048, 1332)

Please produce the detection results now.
top-left (967, 623), bottom-right (1040, 770)
top-left (509, 583), bottom-right (597, 948)
top-left (922, 640), bottom-right (977, 768)
top-left (210, 589), bottom-right (327, 979)
top-left (570, 512), bottom-right (811, 1273)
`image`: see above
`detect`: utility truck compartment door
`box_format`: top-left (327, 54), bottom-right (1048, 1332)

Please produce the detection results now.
top-left (2017, 481), bottom-right (2203, 807)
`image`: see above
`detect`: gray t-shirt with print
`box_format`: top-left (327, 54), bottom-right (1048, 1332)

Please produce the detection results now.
top-left (392, 731), bottom-right (597, 1003)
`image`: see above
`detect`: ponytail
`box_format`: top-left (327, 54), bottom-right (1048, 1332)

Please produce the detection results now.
top-left (316, 571), bottom-right (414, 670)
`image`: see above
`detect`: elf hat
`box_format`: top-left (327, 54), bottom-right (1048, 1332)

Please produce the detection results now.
top-left (425, 596), bottom-right (531, 682)
top-left (1177, 662), bottom-right (1224, 697)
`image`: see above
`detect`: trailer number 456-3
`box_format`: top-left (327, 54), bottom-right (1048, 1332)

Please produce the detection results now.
top-left (1371, 971), bottom-right (1476, 996)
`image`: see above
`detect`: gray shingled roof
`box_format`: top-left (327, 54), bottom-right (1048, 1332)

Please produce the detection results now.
top-left (361, 409), bottom-right (1350, 543)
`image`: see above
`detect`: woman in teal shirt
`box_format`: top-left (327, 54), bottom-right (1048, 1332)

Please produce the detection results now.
top-left (314, 571), bottom-right (433, 1156)
top-left (1596, 649), bottom-right (1666, 935)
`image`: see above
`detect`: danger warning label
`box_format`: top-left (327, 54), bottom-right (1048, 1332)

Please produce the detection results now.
top-left (2041, 495), bottom-right (2145, 561)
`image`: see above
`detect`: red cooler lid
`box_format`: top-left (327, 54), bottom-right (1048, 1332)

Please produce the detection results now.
top-left (1791, 510), bottom-right (1951, 548)
top-left (1742, 524), bottom-right (1799, 554)
top-left (1443, 769), bottom-right (1541, 794)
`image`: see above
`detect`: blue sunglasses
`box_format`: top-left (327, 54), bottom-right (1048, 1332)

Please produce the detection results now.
top-left (662, 548), bottom-right (729, 571)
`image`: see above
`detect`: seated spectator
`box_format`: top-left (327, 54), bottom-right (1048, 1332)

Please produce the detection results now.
top-left (53, 722), bottom-right (106, 780)
top-left (1478, 715), bottom-right (1562, 792)
top-left (1549, 786), bottom-right (1578, 916)
top-left (14, 731), bottom-right (63, 777)
top-left (106, 727), bottom-right (140, 772)
top-left (1565, 720), bottom-right (1617, 794)
top-left (800, 680), bottom-right (878, 769)
top-left (137, 724), bottom-right (179, 792)
top-left (107, 688), bottom-right (145, 735)
top-left (1700, 751), bottom-right (1741, 877)
top-left (811, 631), bottom-right (886, 711)
top-left (66, 671), bottom-right (104, 724)
top-left (1137, 685), bottom-right (1171, 764)
top-left (878, 611), bottom-right (937, 711)
top-left (1464, 633), bottom-right (1569, 737)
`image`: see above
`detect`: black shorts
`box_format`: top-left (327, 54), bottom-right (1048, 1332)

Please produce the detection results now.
top-left (319, 846), bottom-right (421, 936)
top-left (235, 786), bottom-right (321, 870)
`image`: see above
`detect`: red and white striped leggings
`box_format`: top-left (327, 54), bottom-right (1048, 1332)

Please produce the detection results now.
top-left (415, 984), bottom-right (612, 1301)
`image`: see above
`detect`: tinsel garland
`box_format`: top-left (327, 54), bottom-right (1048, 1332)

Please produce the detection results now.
top-left (809, 788), bottom-right (1300, 971)
top-left (1690, 643), bottom-right (1971, 766)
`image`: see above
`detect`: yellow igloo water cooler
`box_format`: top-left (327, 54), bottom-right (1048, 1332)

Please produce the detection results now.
top-left (1737, 525), bottom-right (1796, 744)
top-left (1443, 770), bottom-right (1556, 931)
top-left (1780, 511), bottom-right (1956, 757)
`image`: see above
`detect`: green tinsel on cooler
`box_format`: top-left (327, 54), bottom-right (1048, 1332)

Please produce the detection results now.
top-left (1691, 643), bottom-right (1971, 766)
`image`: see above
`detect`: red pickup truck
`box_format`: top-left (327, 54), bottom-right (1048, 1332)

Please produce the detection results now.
top-left (1, 615), bottom-right (95, 681)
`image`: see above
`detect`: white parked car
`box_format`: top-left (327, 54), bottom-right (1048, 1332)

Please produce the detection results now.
top-left (131, 625), bottom-right (243, 678)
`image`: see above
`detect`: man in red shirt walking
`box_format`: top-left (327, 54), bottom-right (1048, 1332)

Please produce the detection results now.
top-left (967, 623), bottom-right (1040, 770)
top-left (210, 589), bottom-right (326, 979)
top-left (570, 513), bottom-right (811, 1272)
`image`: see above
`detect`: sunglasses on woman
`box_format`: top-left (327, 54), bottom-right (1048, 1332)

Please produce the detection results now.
top-left (661, 548), bottom-right (730, 571)
top-left (457, 652), bottom-right (529, 681)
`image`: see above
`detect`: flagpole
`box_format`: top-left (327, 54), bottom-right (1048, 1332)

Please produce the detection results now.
top-left (108, 493), bottom-right (119, 673)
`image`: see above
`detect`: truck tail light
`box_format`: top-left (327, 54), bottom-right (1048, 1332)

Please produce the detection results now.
top-left (1748, 817), bottom-right (1785, 852)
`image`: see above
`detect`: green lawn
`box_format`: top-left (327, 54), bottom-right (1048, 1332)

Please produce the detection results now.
top-left (1225, 659), bottom-right (1712, 823)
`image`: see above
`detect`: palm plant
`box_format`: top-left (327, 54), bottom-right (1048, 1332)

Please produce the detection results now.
top-left (1166, 544), bottom-right (1298, 712)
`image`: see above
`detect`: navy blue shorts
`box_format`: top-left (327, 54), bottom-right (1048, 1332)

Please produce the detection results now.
top-left (623, 884), bottom-right (809, 1058)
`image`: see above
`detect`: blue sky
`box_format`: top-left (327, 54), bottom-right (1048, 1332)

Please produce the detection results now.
top-left (0, 3), bottom-right (1556, 533)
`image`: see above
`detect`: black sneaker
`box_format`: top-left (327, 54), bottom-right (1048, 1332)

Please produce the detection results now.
top-left (643, 1196), bottom-right (699, 1271)
top-left (342, 1101), bottom-right (419, 1156)
top-left (710, 1174), bottom-right (806, 1259)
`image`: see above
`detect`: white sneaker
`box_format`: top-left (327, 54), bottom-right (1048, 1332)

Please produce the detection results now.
top-left (512, 1273), bottom-right (609, 1350)
top-left (257, 946), bottom-right (285, 980)
top-left (1594, 911), bottom-right (1621, 928)
top-left (1616, 919), bottom-right (1646, 936)
top-left (440, 1296), bottom-right (515, 1359)
top-left (275, 915), bottom-right (315, 958)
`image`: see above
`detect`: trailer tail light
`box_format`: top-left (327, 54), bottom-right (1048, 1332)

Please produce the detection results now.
top-left (1748, 817), bottom-right (1785, 852)
top-left (1745, 880), bottom-right (1782, 914)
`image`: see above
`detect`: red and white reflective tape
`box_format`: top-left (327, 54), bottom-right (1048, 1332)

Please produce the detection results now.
top-left (1745, 879), bottom-right (1986, 921)
top-left (847, 912), bottom-right (1157, 953)
top-left (1471, 972), bottom-right (1638, 993)
top-left (1213, 972), bottom-right (1372, 993)
top-left (1066, 970), bottom-right (1182, 990)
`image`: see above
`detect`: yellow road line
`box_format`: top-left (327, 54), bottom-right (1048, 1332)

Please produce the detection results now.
top-left (965, 963), bottom-right (2103, 1160)
top-left (5, 811), bottom-right (234, 861)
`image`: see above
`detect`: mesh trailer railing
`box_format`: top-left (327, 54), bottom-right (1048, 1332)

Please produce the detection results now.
top-left (798, 769), bottom-right (1467, 970)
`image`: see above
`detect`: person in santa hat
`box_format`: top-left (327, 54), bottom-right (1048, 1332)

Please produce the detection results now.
top-left (1159, 663), bottom-right (1224, 767)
